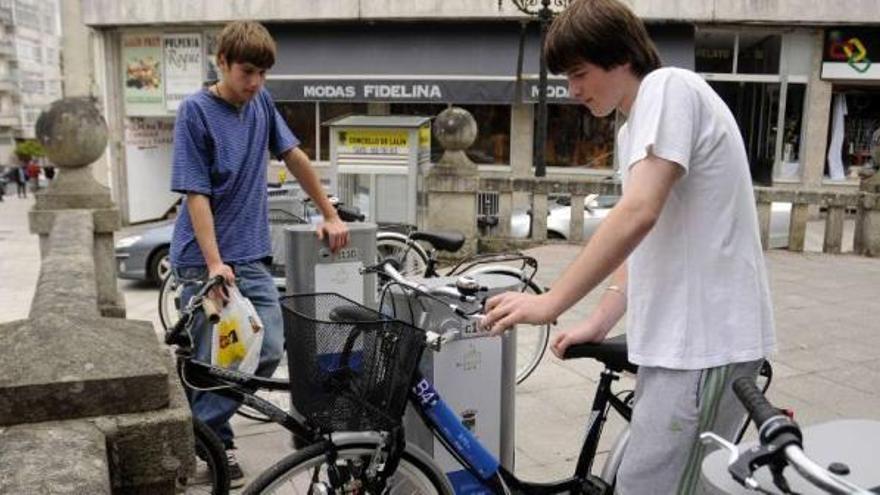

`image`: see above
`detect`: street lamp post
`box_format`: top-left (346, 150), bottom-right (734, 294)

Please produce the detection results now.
top-left (501, 0), bottom-right (554, 178)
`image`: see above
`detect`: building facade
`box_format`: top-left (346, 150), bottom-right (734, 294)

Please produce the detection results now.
top-left (77, 0), bottom-right (880, 224)
top-left (0, 0), bottom-right (62, 165)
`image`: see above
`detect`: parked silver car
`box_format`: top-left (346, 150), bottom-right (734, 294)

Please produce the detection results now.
top-left (510, 194), bottom-right (792, 248)
top-left (115, 222), bottom-right (174, 284)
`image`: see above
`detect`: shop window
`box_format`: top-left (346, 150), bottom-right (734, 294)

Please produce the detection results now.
top-left (318, 102), bottom-right (368, 161)
top-left (391, 103), bottom-right (512, 165)
top-left (696, 30), bottom-right (736, 73)
top-left (737, 33), bottom-right (781, 75)
top-left (696, 28), bottom-right (781, 75)
top-left (539, 104), bottom-right (615, 169)
top-left (781, 83), bottom-right (806, 173)
top-left (276, 102), bottom-right (317, 160)
top-left (830, 91), bottom-right (880, 178)
top-left (389, 103), bottom-right (447, 162)
top-left (710, 81), bottom-right (781, 185)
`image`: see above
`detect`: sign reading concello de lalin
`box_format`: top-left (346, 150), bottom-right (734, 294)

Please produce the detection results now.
top-left (265, 78), bottom-right (574, 104)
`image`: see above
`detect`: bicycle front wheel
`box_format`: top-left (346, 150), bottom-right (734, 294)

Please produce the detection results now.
top-left (243, 441), bottom-right (451, 495)
top-left (158, 272), bottom-right (183, 331)
top-left (178, 418), bottom-right (230, 495)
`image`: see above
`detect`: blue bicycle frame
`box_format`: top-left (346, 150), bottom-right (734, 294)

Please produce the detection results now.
top-left (409, 373), bottom-right (597, 495)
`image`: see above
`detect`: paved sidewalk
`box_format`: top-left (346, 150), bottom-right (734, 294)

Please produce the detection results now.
top-left (2, 194), bottom-right (879, 489)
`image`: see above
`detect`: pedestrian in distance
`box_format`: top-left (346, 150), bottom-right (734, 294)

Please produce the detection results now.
top-left (25, 160), bottom-right (40, 193)
top-left (481, 1), bottom-right (776, 493)
top-left (169, 20), bottom-right (350, 486)
top-left (14, 164), bottom-right (27, 198)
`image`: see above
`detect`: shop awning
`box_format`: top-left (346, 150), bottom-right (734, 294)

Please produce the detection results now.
top-left (265, 22), bottom-right (693, 104)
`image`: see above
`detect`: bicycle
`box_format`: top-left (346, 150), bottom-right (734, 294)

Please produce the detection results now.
top-left (374, 226), bottom-right (551, 385)
top-left (165, 273), bottom-right (453, 495)
top-left (242, 263), bottom-right (772, 494)
top-left (701, 378), bottom-right (879, 494)
top-left (162, 228), bottom-right (546, 424)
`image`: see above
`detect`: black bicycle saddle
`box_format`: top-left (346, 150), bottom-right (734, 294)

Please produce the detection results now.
top-left (410, 230), bottom-right (466, 253)
top-left (562, 334), bottom-right (637, 374)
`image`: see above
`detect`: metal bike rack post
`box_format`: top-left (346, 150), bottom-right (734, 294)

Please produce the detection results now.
top-left (389, 273), bottom-right (518, 491)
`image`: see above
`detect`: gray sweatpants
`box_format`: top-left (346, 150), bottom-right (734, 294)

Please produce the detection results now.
top-left (616, 359), bottom-right (763, 495)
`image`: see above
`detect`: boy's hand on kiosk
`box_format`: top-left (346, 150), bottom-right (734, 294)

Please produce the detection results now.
top-left (316, 217), bottom-right (350, 253)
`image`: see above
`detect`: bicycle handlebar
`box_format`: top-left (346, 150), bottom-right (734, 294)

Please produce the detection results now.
top-left (164, 275), bottom-right (225, 346)
top-left (371, 262), bottom-right (488, 348)
top-left (702, 378), bottom-right (871, 494)
top-left (733, 376), bottom-right (782, 430)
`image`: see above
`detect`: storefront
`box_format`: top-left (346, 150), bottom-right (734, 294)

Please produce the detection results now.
top-left (821, 27), bottom-right (880, 182)
top-left (109, 21), bottom-right (694, 223)
top-left (264, 21), bottom-right (694, 172)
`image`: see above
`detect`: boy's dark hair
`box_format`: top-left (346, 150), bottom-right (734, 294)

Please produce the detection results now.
top-left (545, 0), bottom-right (661, 77)
top-left (216, 21), bottom-right (276, 69)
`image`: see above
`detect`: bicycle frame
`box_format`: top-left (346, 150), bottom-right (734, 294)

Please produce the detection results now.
top-left (407, 368), bottom-right (627, 495)
top-left (175, 351), bottom-right (317, 446)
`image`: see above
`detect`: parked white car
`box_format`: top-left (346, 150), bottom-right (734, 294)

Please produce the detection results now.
top-left (510, 194), bottom-right (792, 248)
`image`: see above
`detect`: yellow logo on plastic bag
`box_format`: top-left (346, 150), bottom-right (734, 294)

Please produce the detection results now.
top-left (216, 318), bottom-right (246, 367)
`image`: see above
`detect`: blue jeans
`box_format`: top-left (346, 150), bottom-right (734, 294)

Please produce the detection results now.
top-left (174, 260), bottom-right (284, 448)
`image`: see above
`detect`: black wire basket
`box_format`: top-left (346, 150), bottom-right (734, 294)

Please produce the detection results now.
top-left (281, 293), bottom-right (426, 433)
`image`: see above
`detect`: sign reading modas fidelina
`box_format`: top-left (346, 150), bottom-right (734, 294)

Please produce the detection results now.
top-left (338, 129), bottom-right (410, 156)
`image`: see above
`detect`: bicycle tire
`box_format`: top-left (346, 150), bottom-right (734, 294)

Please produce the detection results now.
top-left (235, 355), bottom-right (291, 424)
top-left (469, 269), bottom-right (550, 385)
top-left (178, 418), bottom-right (230, 495)
top-left (376, 232), bottom-right (430, 279)
top-left (243, 440), bottom-right (452, 495)
top-left (158, 272), bottom-right (183, 331)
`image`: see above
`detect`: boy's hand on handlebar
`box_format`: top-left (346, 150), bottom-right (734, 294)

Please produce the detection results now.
top-left (207, 262), bottom-right (234, 304)
top-left (482, 290), bottom-right (555, 336)
top-left (551, 320), bottom-right (608, 358)
top-left (316, 217), bottom-right (350, 253)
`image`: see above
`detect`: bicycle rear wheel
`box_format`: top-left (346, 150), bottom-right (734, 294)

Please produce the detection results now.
top-left (472, 270), bottom-right (550, 384)
top-left (243, 440), bottom-right (451, 495)
top-left (179, 419), bottom-right (230, 495)
top-left (158, 272), bottom-right (183, 331)
top-left (376, 233), bottom-right (429, 278)
top-left (236, 355), bottom-right (291, 423)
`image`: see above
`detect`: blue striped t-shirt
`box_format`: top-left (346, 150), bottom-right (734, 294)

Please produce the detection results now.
top-left (170, 87), bottom-right (299, 268)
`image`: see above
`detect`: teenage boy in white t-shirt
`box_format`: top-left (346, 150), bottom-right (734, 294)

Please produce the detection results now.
top-left (481, 0), bottom-right (776, 492)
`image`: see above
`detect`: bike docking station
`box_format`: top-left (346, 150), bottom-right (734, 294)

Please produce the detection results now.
top-left (388, 273), bottom-right (519, 494)
top-left (283, 222), bottom-right (378, 307)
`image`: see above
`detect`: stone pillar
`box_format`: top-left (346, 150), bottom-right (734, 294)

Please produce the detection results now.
top-left (29, 98), bottom-right (125, 318)
top-left (509, 104), bottom-right (534, 212)
top-left (2, 97), bottom-right (195, 494)
top-left (801, 30), bottom-right (833, 188)
top-left (424, 107), bottom-right (480, 256)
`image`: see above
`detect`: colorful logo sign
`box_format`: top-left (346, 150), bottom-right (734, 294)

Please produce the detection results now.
top-left (828, 30), bottom-right (872, 74)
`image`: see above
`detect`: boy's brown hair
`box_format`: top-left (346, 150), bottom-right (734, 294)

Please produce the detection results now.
top-left (216, 21), bottom-right (276, 69)
top-left (545, 0), bottom-right (661, 78)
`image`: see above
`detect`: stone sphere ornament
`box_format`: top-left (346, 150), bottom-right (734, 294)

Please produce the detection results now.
top-left (35, 98), bottom-right (109, 168)
top-left (433, 106), bottom-right (477, 151)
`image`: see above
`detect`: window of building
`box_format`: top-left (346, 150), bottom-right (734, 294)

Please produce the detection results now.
top-left (829, 90), bottom-right (880, 179)
top-left (540, 104), bottom-right (616, 169)
top-left (737, 33), bottom-right (781, 75)
top-left (695, 30), bottom-right (736, 73)
top-left (276, 102), bottom-right (317, 160)
top-left (697, 28), bottom-right (808, 183)
top-left (696, 28), bottom-right (782, 75)
top-left (391, 103), bottom-right (511, 165)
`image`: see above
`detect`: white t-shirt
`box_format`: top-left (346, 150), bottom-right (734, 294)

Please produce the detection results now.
top-left (617, 67), bottom-right (776, 369)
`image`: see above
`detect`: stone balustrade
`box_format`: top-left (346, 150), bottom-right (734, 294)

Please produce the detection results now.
top-left (472, 177), bottom-right (880, 257)
top-left (0, 98), bottom-right (194, 494)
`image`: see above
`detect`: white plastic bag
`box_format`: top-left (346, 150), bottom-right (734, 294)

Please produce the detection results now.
top-left (210, 286), bottom-right (264, 374)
